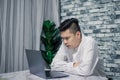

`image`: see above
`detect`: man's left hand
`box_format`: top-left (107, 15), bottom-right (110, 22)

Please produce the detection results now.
top-left (73, 62), bottom-right (80, 68)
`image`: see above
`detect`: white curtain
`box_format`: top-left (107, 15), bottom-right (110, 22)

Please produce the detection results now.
top-left (0, 0), bottom-right (60, 73)
top-left (44, 0), bottom-right (60, 27)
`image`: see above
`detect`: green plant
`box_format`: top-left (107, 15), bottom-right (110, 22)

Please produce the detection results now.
top-left (40, 20), bottom-right (62, 68)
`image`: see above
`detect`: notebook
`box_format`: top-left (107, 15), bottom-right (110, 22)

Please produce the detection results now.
top-left (25, 49), bottom-right (69, 79)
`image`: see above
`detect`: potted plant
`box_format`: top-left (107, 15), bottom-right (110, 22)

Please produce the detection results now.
top-left (40, 20), bottom-right (62, 69)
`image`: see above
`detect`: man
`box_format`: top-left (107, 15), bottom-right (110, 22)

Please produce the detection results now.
top-left (51, 18), bottom-right (107, 79)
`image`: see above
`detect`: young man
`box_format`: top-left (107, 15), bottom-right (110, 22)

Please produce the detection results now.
top-left (51, 18), bottom-right (107, 79)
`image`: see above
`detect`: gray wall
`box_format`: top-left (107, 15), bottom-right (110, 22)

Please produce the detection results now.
top-left (60, 0), bottom-right (120, 80)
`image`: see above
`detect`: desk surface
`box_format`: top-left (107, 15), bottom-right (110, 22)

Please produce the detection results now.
top-left (0, 70), bottom-right (107, 80)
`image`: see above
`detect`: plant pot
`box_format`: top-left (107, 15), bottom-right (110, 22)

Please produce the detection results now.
top-left (45, 68), bottom-right (51, 78)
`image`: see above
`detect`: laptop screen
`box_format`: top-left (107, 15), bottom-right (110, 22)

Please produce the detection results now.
top-left (25, 49), bottom-right (46, 79)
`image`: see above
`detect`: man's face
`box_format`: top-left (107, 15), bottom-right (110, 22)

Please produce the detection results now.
top-left (61, 29), bottom-right (81, 49)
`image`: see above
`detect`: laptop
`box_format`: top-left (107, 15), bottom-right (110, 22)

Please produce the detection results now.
top-left (25, 49), bottom-right (69, 79)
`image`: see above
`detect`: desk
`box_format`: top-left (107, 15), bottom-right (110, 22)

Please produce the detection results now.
top-left (0, 70), bottom-right (107, 80)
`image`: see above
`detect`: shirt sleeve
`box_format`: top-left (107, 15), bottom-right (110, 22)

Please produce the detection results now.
top-left (51, 43), bottom-right (74, 72)
top-left (73, 38), bottom-right (99, 76)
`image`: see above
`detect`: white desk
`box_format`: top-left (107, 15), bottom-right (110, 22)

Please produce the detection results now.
top-left (0, 70), bottom-right (107, 80)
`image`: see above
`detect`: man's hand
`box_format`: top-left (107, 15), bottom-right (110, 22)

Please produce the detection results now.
top-left (73, 62), bottom-right (80, 68)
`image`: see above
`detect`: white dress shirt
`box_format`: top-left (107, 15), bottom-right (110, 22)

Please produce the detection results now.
top-left (51, 34), bottom-right (107, 80)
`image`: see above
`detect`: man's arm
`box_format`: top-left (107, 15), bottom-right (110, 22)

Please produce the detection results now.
top-left (71, 38), bottom-right (99, 76)
top-left (51, 43), bottom-right (74, 71)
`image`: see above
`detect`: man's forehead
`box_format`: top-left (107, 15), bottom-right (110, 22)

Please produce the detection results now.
top-left (61, 32), bottom-right (74, 38)
top-left (60, 29), bottom-right (72, 34)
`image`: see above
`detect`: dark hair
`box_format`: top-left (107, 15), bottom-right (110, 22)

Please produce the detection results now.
top-left (58, 18), bottom-right (81, 34)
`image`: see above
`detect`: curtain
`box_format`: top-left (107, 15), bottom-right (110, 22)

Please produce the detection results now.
top-left (0, 0), bottom-right (60, 73)
top-left (44, 0), bottom-right (60, 27)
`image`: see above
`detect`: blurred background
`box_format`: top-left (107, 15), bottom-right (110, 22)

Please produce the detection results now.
top-left (0, 0), bottom-right (120, 80)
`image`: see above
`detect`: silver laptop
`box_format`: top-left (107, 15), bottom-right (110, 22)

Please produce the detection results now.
top-left (25, 49), bottom-right (69, 79)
